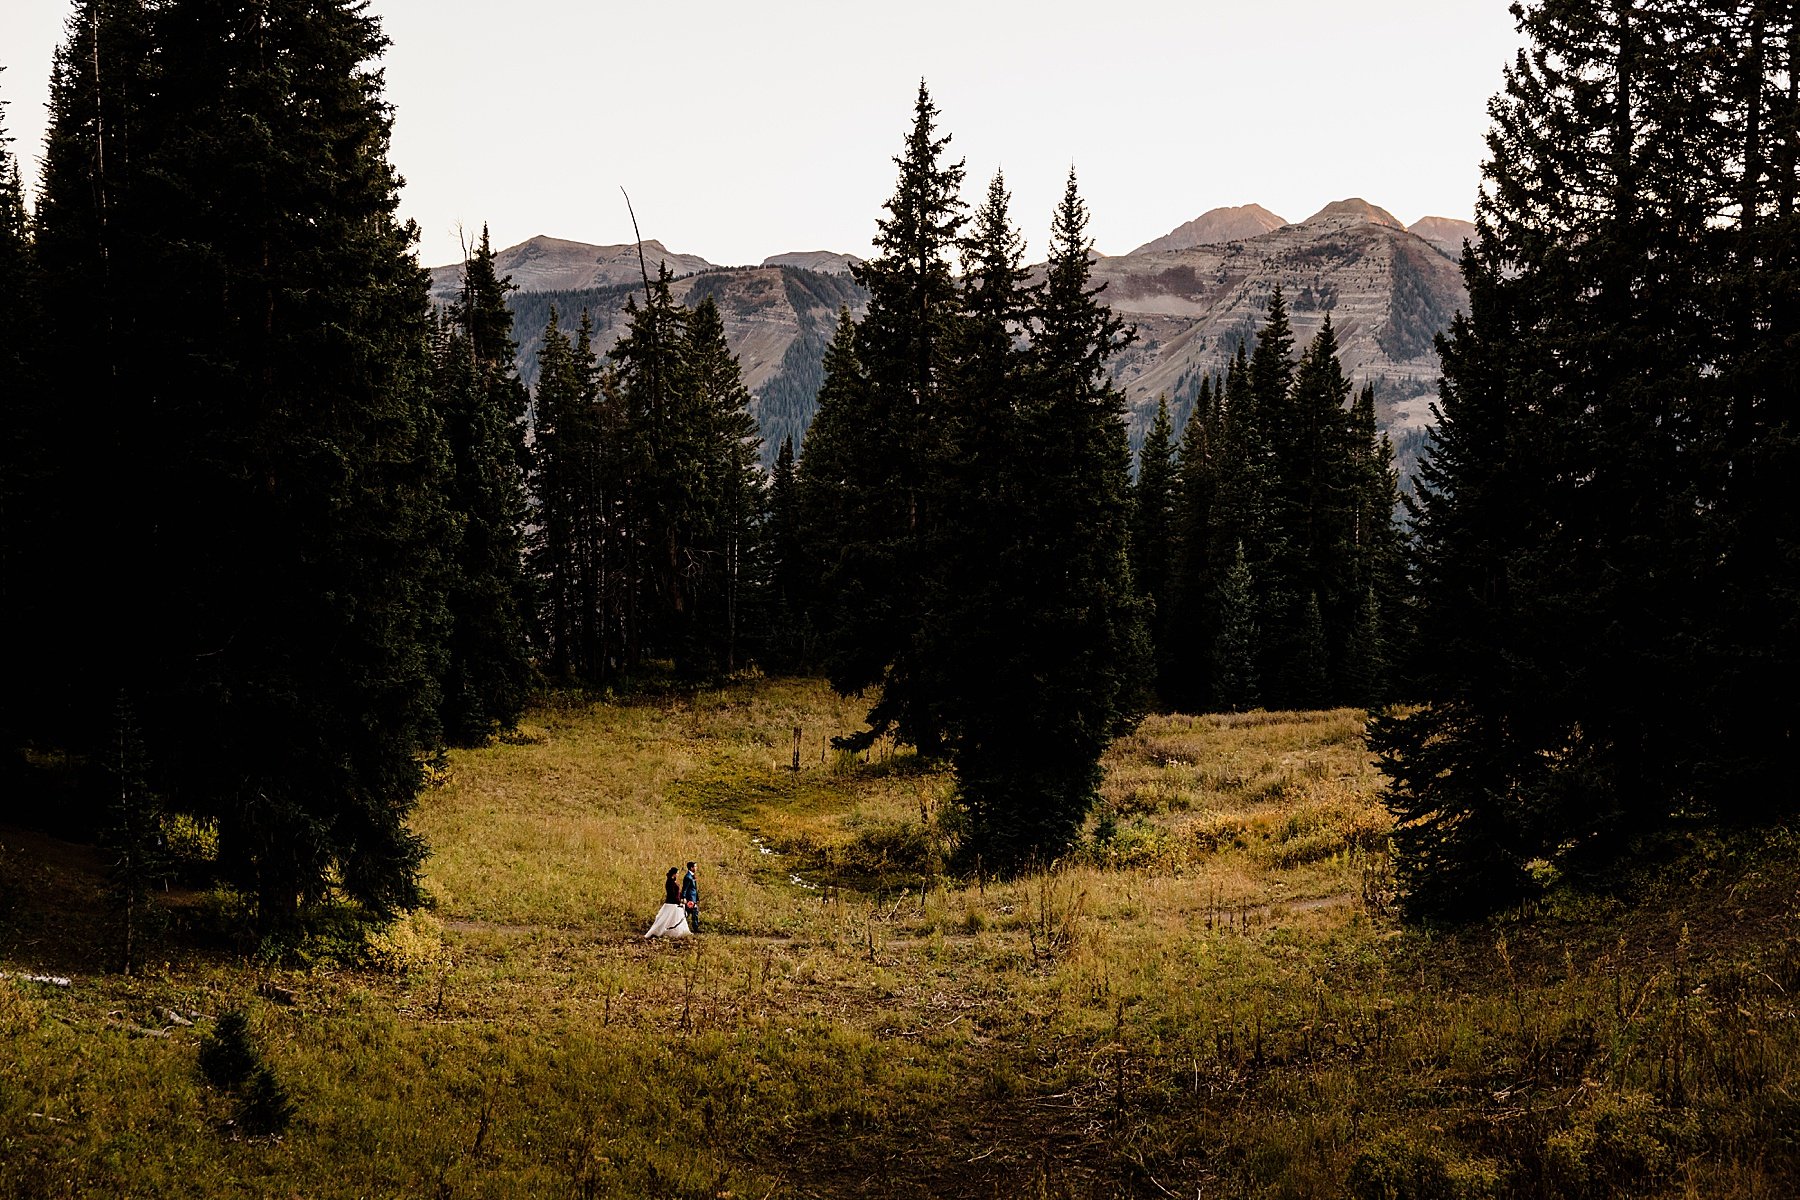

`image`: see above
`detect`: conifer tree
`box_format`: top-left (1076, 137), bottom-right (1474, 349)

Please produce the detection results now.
top-left (609, 266), bottom-right (695, 669)
top-left (762, 435), bottom-right (813, 671)
top-left (953, 171), bottom-right (1146, 869)
top-left (436, 228), bottom-right (535, 744)
top-left (1370, 0), bottom-right (1785, 915)
top-left (29, 0), bottom-right (157, 748)
top-left (1203, 344), bottom-right (1273, 709)
top-left (1130, 396), bottom-right (1179, 703)
top-left (0, 71), bottom-right (44, 746)
top-left (1165, 375), bottom-right (1220, 711)
top-left (528, 308), bottom-right (581, 680)
top-left (1212, 543), bottom-right (1260, 712)
top-left (683, 295), bottom-right (764, 674)
top-left (31, 0), bottom-right (452, 925)
top-left (807, 82), bottom-right (966, 753)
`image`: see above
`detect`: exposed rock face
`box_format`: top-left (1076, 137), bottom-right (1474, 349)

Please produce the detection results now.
top-left (1130, 204), bottom-right (1288, 255)
top-left (487, 264), bottom-right (868, 466)
top-left (426, 235), bottom-right (715, 302)
top-left (1093, 198), bottom-right (1469, 441)
top-left (761, 250), bottom-right (864, 276)
top-left (432, 204), bottom-right (1468, 468)
top-left (1407, 216), bottom-right (1479, 261)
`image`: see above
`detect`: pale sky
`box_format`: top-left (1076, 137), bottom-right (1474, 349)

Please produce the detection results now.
top-left (1, 1), bottom-right (1523, 270)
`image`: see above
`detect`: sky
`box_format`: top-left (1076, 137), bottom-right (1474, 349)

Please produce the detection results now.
top-left (0, 1), bottom-right (1524, 270)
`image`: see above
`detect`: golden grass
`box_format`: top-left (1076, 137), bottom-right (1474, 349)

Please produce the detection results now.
top-left (3, 682), bottom-right (1799, 1198)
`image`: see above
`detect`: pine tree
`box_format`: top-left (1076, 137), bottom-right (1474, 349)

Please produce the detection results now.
top-left (1370, 0), bottom-right (1777, 916)
top-left (0, 69), bottom-right (45, 747)
top-left (528, 308), bottom-right (581, 680)
top-left (30, 0), bottom-right (453, 925)
top-left (806, 82), bottom-right (966, 753)
top-left (1204, 344), bottom-right (1273, 710)
top-left (1165, 375), bottom-right (1220, 711)
top-left (761, 435), bottom-right (813, 672)
top-left (683, 295), bottom-right (763, 674)
top-left (28, 0), bottom-right (157, 750)
top-left (952, 170), bottom-right (1146, 869)
top-left (609, 266), bottom-right (695, 670)
top-left (1130, 395), bottom-right (1179, 704)
top-left (795, 308), bottom-right (866, 672)
top-left (436, 227), bottom-right (535, 744)
top-left (1212, 543), bottom-right (1260, 713)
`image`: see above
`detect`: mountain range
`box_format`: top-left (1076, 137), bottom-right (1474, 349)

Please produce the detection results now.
top-left (430, 202), bottom-right (1475, 468)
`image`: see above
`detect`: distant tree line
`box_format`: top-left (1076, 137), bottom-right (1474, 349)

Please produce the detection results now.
top-left (1128, 294), bottom-right (1409, 716)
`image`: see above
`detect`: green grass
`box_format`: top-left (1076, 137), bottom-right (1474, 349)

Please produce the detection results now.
top-left (3, 679), bottom-right (1799, 1197)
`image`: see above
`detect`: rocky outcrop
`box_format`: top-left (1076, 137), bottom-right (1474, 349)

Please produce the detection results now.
top-left (433, 203), bottom-right (1468, 466)
top-left (427, 235), bottom-right (715, 302)
top-left (762, 250), bottom-right (864, 276)
top-left (1130, 204), bottom-right (1288, 255)
top-left (1407, 216), bottom-right (1479, 261)
top-left (1094, 198), bottom-right (1468, 442)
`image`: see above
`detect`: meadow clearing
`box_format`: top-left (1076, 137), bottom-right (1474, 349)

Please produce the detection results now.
top-left (2, 677), bottom-right (1798, 1198)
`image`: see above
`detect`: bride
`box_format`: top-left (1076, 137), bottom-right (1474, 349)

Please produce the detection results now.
top-left (644, 866), bottom-right (693, 938)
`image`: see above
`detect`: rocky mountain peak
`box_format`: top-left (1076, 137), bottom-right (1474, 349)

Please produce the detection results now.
top-left (1407, 216), bottom-right (1479, 260)
top-left (762, 250), bottom-right (864, 276)
top-left (1299, 198), bottom-right (1405, 230)
top-left (1131, 204), bottom-right (1288, 255)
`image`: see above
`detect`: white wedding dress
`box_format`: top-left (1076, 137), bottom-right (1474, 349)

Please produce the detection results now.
top-left (644, 902), bottom-right (693, 938)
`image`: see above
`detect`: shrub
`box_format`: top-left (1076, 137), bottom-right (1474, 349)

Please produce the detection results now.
top-left (363, 909), bottom-right (446, 976)
top-left (1347, 1134), bottom-right (1497, 1200)
top-left (199, 1009), bottom-right (295, 1136)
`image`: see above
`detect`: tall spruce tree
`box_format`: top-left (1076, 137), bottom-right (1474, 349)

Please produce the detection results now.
top-left (1166, 375), bottom-right (1221, 711)
top-left (0, 70), bottom-right (43, 748)
top-left (951, 170), bottom-right (1146, 868)
top-left (805, 82), bottom-right (966, 753)
top-left (31, 0), bottom-right (451, 925)
top-left (761, 434), bottom-right (813, 672)
top-left (1130, 396), bottom-right (1179, 704)
top-left (683, 295), bottom-right (764, 674)
top-left (1371, 0), bottom-right (1783, 916)
top-left (436, 227), bottom-right (535, 744)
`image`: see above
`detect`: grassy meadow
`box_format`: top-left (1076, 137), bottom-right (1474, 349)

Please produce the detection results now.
top-left (3, 677), bottom-right (1799, 1198)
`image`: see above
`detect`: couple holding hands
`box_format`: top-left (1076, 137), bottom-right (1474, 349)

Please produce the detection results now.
top-left (644, 861), bottom-right (701, 938)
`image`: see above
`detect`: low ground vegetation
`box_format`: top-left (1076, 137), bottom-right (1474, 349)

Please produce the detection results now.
top-left (2, 678), bottom-right (1797, 1197)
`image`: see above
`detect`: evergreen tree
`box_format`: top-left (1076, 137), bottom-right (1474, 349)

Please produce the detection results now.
top-left (761, 435), bottom-right (814, 672)
top-left (1129, 395), bottom-right (1178, 704)
top-left (528, 308), bottom-right (580, 680)
top-left (1165, 375), bottom-right (1220, 711)
top-left (1371, 0), bottom-right (1783, 916)
top-left (1212, 543), bottom-right (1260, 712)
top-left (0, 69), bottom-right (44, 747)
top-left (609, 266), bottom-right (695, 670)
top-left (794, 307), bottom-right (866, 670)
top-left (683, 295), bottom-right (764, 674)
top-left (805, 82), bottom-right (966, 753)
top-left (29, 0), bottom-right (157, 751)
top-left (1204, 344), bottom-right (1273, 709)
top-left (436, 227), bottom-right (535, 744)
top-left (952, 170), bottom-right (1146, 869)
top-left (31, 0), bottom-right (452, 925)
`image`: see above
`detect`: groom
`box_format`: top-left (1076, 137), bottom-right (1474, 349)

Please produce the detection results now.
top-left (681, 862), bottom-right (699, 933)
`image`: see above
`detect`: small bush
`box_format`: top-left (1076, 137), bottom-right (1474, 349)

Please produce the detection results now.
top-left (199, 1009), bottom-right (295, 1137)
top-left (1347, 1134), bottom-right (1497, 1200)
top-left (1544, 1093), bottom-right (1678, 1199)
top-left (363, 909), bottom-right (446, 976)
